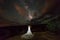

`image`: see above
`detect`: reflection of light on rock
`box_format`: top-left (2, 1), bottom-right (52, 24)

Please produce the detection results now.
top-left (21, 25), bottom-right (34, 39)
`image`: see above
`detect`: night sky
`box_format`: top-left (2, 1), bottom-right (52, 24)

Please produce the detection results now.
top-left (0, 0), bottom-right (45, 25)
top-left (0, 0), bottom-right (60, 25)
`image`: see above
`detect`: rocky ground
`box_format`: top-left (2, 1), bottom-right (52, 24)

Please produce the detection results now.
top-left (6, 31), bottom-right (60, 40)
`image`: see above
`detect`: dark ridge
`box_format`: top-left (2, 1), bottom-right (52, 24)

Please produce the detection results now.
top-left (0, 24), bottom-right (47, 39)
